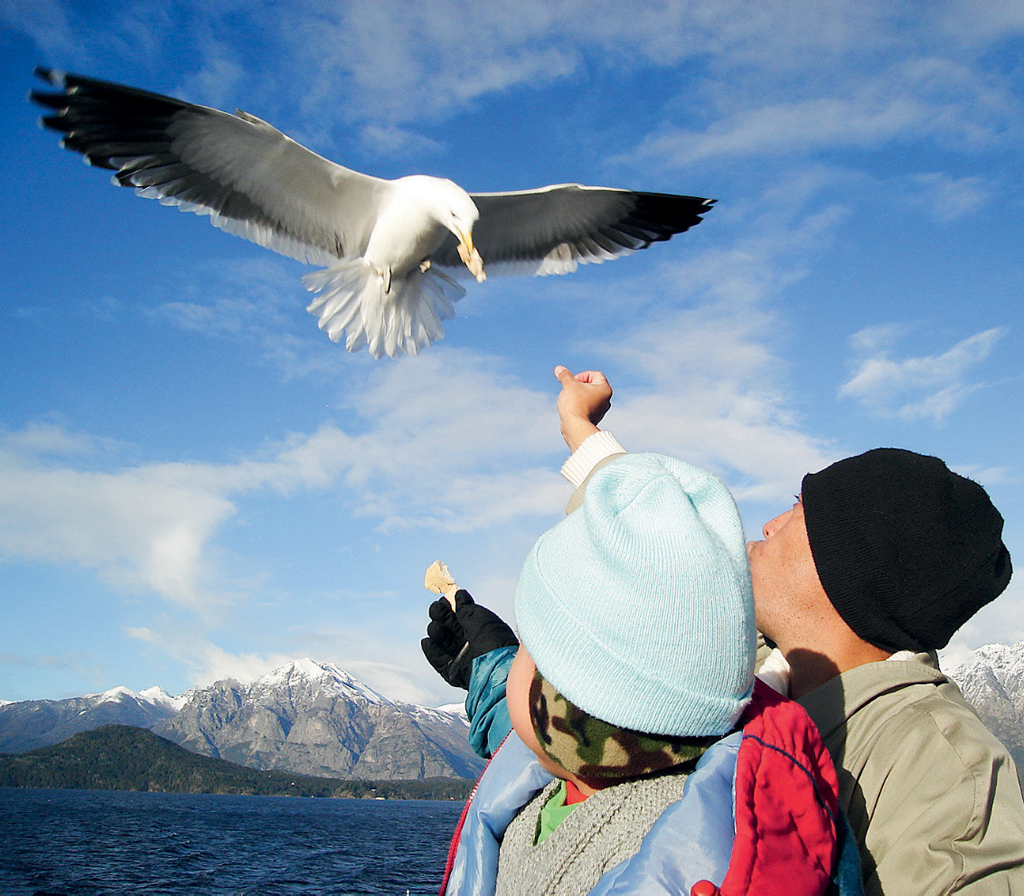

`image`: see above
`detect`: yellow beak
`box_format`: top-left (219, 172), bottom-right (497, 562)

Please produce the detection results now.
top-left (456, 230), bottom-right (486, 283)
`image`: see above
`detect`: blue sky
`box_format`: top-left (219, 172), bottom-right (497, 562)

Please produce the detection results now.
top-left (1, 2), bottom-right (1022, 707)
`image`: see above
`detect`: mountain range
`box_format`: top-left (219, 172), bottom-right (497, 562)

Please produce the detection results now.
top-left (0, 683), bottom-right (183, 754)
top-left (0, 658), bottom-right (484, 781)
top-left (3, 645), bottom-right (1022, 786)
top-left (947, 641), bottom-right (1024, 784)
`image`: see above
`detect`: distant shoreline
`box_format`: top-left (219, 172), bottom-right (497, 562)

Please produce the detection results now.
top-left (0, 725), bottom-right (475, 801)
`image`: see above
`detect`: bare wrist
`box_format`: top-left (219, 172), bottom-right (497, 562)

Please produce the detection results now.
top-left (561, 418), bottom-right (600, 453)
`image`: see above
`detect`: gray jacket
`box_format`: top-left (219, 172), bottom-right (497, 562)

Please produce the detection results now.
top-left (799, 653), bottom-right (1024, 894)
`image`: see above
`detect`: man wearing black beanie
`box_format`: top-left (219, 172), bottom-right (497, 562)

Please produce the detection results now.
top-left (800, 447), bottom-right (1012, 655)
top-left (549, 367), bottom-right (1024, 896)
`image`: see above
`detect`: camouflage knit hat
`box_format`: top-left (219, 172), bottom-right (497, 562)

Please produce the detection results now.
top-left (528, 670), bottom-right (716, 781)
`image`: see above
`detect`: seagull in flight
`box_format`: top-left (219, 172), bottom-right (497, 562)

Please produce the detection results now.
top-left (32, 68), bottom-right (715, 359)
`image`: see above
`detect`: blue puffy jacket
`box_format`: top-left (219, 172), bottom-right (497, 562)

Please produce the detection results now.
top-left (448, 647), bottom-right (861, 895)
top-left (444, 726), bottom-right (746, 894)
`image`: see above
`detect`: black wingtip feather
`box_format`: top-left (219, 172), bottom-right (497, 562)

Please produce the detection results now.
top-left (30, 90), bottom-right (68, 111)
top-left (625, 192), bottom-right (716, 242)
top-left (34, 66), bottom-right (63, 86)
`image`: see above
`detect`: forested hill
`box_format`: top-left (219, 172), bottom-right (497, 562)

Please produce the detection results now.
top-left (0, 725), bottom-right (472, 800)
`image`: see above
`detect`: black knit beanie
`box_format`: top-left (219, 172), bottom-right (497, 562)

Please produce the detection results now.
top-left (801, 448), bottom-right (1012, 652)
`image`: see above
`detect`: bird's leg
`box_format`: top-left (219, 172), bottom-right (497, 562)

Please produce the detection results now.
top-left (374, 264), bottom-right (393, 294)
top-left (419, 258), bottom-right (431, 273)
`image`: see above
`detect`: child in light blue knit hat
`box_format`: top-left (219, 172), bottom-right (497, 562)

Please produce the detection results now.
top-left (513, 451), bottom-right (755, 740)
top-left (435, 451), bottom-right (852, 895)
top-left (490, 452), bottom-right (757, 892)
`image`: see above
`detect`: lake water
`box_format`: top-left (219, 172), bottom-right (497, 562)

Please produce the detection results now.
top-left (0, 787), bottom-right (464, 894)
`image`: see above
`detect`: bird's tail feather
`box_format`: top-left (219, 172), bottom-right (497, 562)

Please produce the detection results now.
top-left (304, 261), bottom-right (464, 358)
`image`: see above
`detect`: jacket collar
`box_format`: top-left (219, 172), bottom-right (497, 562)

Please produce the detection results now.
top-left (797, 651), bottom-right (944, 742)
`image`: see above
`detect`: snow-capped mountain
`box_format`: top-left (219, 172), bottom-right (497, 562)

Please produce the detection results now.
top-left (0, 684), bottom-right (182, 753)
top-left (97, 685), bottom-right (189, 713)
top-left (1, 658), bottom-right (484, 780)
top-left (947, 641), bottom-right (1024, 782)
top-left (247, 657), bottom-right (391, 705)
top-left (154, 658), bottom-right (483, 780)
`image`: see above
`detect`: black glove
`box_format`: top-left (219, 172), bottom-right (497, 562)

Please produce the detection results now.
top-left (421, 589), bottom-right (518, 689)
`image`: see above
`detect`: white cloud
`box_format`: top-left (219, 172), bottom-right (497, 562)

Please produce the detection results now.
top-left (942, 578), bottom-right (1024, 669)
top-left (149, 257), bottom-right (298, 336)
top-left (624, 54), bottom-right (1018, 172)
top-left (176, 46), bottom-right (246, 112)
top-left (148, 256), bottom-right (366, 382)
top-left (564, 192), bottom-right (849, 504)
top-left (936, 3), bottom-right (1024, 46)
top-left (0, 350), bottom-right (562, 610)
top-left (11, 0), bottom-right (1020, 232)
top-left (0, 651), bottom-right (91, 670)
top-left (124, 626), bottom-right (160, 645)
top-left (627, 95), bottom-right (921, 169)
top-left (12, 1), bottom-right (1024, 151)
top-left (0, 256), bottom-right (843, 660)
top-left (284, 1), bottom-right (583, 130)
top-left (0, 421), bottom-right (117, 460)
top-left (0, 461), bottom-right (237, 608)
top-left (1, 0), bottom-right (78, 62)
top-left (358, 123), bottom-right (443, 158)
top-left (954, 464), bottom-right (1018, 488)
top-left (841, 325), bottom-right (1005, 421)
top-left (189, 642), bottom-right (295, 688)
top-left (591, 300), bottom-right (836, 504)
top-left (901, 172), bottom-right (992, 222)
top-left (126, 623), bottom-right (295, 690)
top-left (125, 609), bottom-right (450, 703)
top-left (342, 659), bottom-right (441, 706)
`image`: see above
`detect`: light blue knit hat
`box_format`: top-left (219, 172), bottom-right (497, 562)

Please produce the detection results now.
top-left (514, 453), bottom-right (755, 738)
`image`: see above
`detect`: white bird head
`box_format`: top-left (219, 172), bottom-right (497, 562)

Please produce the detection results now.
top-left (437, 181), bottom-right (485, 282)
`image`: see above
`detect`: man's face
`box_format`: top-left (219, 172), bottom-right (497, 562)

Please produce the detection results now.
top-left (746, 497), bottom-right (829, 647)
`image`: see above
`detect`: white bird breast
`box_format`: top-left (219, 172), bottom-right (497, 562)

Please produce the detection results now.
top-left (364, 177), bottom-right (475, 284)
top-left (364, 204), bottom-right (450, 281)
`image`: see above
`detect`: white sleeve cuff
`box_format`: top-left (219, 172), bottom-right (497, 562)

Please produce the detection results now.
top-left (560, 431), bottom-right (627, 488)
top-left (755, 647), bottom-right (792, 696)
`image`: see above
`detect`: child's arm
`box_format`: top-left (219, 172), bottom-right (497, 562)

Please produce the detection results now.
top-left (428, 368), bottom-right (622, 756)
top-left (553, 365), bottom-right (629, 512)
top-left (465, 645), bottom-right (517, 758)
top-left (553, 365), bottom-right (612, 452)
top-left (421, 587), bottom-right (519, 758)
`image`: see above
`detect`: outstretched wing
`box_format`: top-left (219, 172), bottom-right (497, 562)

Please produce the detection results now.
top-left (432, 184), bottom-right (714, 275)
top-left (31, 68), bottom-right (392, 266)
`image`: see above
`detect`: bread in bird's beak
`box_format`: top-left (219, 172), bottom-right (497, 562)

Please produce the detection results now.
top-left (457, 231), bottom-right (486, 282)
